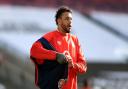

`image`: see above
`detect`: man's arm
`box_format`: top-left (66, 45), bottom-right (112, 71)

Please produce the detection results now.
top-left (73, 56), bottom-right (87, 74)
top-left (68, 37), bottom-right (87, 74)
top-left (30, 41), bottom-right (57, 64)
top-left (30, 41), bottom-right (67, 64)
top-left (68, 51), bottom-right (87, 74)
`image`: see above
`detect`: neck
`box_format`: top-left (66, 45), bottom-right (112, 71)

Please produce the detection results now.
top-left (57, 26), bottom-right (67, 35)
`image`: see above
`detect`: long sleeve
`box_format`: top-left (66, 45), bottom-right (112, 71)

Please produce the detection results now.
top-left (30, 41), bottom-right (57, 64)
top-left (72, 38), bottom-right (87, 74)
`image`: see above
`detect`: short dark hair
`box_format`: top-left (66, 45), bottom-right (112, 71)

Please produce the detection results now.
top-left (55, 6), bottom-right (72, 25)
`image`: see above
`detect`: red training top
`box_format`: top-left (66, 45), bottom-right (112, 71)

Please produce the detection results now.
top-left (30, 30), bottom-right (87, 89)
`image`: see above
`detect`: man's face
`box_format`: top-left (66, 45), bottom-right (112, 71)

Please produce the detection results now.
top-left (58, 12), bottom-right (72, 33)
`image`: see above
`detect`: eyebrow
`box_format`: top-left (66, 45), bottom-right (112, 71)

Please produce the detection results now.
top-left (65, 16), bottom-right (72, 19)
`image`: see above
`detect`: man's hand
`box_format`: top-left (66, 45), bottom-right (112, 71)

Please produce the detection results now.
top-left (64, 51), bottom-right (74, 68)
top-left (56, 53), bottom-right (67, 64)
top-left (58, 79), bottom-right (66, 89)
top-left (66, 55), bottom-right (74, 67)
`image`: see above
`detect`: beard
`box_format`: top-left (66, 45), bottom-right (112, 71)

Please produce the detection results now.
top-left (61, 24), bottom-right (71, 33)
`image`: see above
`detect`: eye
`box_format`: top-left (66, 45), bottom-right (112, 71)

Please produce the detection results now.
top-left (65, 17), bottom-right (72, 21)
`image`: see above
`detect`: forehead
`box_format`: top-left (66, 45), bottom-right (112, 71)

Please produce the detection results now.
top-left (61, 12), bottom-right (72, 18)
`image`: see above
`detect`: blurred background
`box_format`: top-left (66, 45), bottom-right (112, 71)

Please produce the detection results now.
top-left (0, 0), bottom-right (128, 89)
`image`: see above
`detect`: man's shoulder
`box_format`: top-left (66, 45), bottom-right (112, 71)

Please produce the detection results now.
top-left (70, 33), bottom-right (77, 40)
top-left (69, 33), bottom-right (79, 43)
top-left (43, 30), bottom-right (57, 41)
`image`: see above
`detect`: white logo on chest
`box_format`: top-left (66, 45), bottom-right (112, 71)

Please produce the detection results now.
top-left (57, 41), bottom-right (61, 45)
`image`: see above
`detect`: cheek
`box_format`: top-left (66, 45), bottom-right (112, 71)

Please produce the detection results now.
top-left (62, 21), bottom-right (68, 26)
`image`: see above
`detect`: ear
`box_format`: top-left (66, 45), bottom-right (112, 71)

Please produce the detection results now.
top-left (57, 18), bottom-right (61, 25)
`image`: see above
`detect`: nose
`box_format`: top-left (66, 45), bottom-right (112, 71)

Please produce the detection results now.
top-left (68, 20), bottom-right (72, 27)
top-left (69, 19), bottom-right (72, 24)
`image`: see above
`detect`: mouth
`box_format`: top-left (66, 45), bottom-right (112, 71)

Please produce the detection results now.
top-left (68, 25), bottom-right (72, 29)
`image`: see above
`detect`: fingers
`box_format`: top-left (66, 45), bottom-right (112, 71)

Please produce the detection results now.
top-left (63, 51), bottom-right (74, 67)
top-left (68, 61), bottom-right (74, 67)
top-left (66, 56), bottom-right (74, 67)
top-left (58, 79), bottom-right (66, 89)
top-left (65, 55), bottom-right (71, 61)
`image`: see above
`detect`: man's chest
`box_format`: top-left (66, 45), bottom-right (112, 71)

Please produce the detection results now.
top-left (51, 37), bottom-right (77, 59)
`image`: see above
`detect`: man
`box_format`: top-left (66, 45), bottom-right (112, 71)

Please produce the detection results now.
top-left (30, 6), bottom-right (87, 89)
